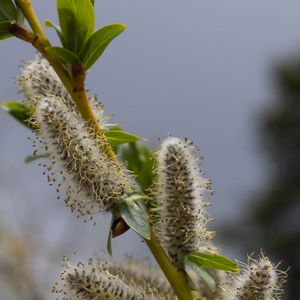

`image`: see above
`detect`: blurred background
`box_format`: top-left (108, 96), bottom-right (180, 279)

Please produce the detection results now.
top-left (0, 0), bottom-right (300, 299)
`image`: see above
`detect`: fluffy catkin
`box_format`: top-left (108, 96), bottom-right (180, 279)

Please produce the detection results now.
top-left (220, 253), bottom-right (287, 300)
top-left (53, 257), bottom-right (169, 300)
top-left (103, 257), bottom-right (175, 298)
top-left (17, 56), bottom-right (110, 127)
top-left (155, 137), bottom-right (214, 265)
top-left (33, 96), bottom-right (129, 220)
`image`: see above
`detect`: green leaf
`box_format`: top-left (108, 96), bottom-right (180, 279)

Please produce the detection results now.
top-left (0, 0), bottom-right (17, 21)
top-left (120, 142), bottom-right (155, 193)
top-left (79, 24), bottom-right (126, 70)
top-left (25, 153), bottom-right (49, 163)
top-left (186, 274), bottom-right (198, 291)
top-left (119, 196), bottom-right (150, 240)
top-left (57, 0), bottom-right (95, 53)
top-left (46, 46), bottom-right (80, 64)
top-left (0, 20), bottom-right (13, 40)
top-left (106, 215), bottom-right (114, 255)
top-left (105, 128), bottom-right (143, 147)
top-left (184, 256), bottom-right (216, 292)
top-left (125, 193), bottom-right (149, 203)
top-left (187, 252), bottom-right (240, 272)
top-left (44, 20), bottom-right (65, 45)
top-left (0, 101), bottom-right (33, 129)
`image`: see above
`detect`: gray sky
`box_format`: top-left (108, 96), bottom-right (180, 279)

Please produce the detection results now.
top-left (1, 0), bottom-right (300, 297)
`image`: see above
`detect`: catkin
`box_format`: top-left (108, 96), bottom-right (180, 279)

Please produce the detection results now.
top-left (53, 257), bottom-right (170, 300)
top-left (155, 137), bottom-right (214, 265)
top-left (220, 253), bottom-right (287, 300)
top-left (103, 257), bottom-right (175, 298)
top-left (32, 96), bottom-right (129, 220)
top-left (17, 56), bottom-right (128, 220)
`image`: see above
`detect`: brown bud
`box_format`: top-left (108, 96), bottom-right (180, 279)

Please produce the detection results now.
top-left (111, 218), bottom-right (130, 238)
top-left (9, 23), bottom-right (36, 43)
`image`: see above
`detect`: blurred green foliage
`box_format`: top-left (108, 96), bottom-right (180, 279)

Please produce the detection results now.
top-left (253, 59), bottom-right (300, 298)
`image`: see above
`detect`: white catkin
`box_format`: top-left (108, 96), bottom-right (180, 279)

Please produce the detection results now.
top-left (53, 257), bottom-right (169, 300)
top-left (102, 257), bottom-right (176, 299)
top-left (155, 137), bottom-right (214, 265)
top-left (220, 253), bottom-right (287, 300)
top-left (17, 56), bottom-right (111, 127)
top-left (33, 96), bottom-right (129, 221)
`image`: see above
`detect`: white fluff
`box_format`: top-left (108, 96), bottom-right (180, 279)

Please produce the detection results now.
top-left (155, 137), bottom-right (214, 265)
top-left (220, 253), bottom-right (287, 300)
top-left (33, 96), bottom-right (128, 221)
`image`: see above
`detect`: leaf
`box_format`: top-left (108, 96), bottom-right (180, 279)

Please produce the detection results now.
top-left (0, 0), bottom-right (17, 21)
top-left (57, 0), bottom-right (95, 53)
top-left (25, 153), bottom-right (49, 163)
top-left (119, 196), bottom-right (150, 240)
top-left (0, 20), bottom-right (13, 40)
top-left (105, 128), bottom-right (143, 147)
top-left (106, 215), bottom-right (114, 255)
top-left (79, 23), bottom-right (126, 70)
top-left (187, 252), bottom-right (240, 272)
top-left (120, 142), bottom-right (155, 193)
top-left (44, 20), bottom-right (65, 45)
top-left (125, 193), bottom-right (149, 203)
top-left (184, 256), bottom-right (216, 292)
top-left (0, 101), bottom-right (33, 129)
top-left (46, 46), bottom-right (80, 64)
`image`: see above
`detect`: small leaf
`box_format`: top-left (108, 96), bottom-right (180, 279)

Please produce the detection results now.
top-left (125, 193), bottom-right (149, 203)
top-left (187, 252), bottom-right (240, 272)
top-left (46, 46), bottom-right (80, 64)
top-left (106, 215), bottom-right (114, 255)
top-left (0, 20), bottom-right (13, 40)
top-left (25, 153), bottom-right (49, 163)
top-left (0, 0), bottom-right (17, 21)
top-left (0, 101), bottom-right (33, 129)
top-left (44, 20), bottom-right (65, 45)
top-left (79, 24), bottom-right (126, 70)
top-left (184, 256), bottom-right (216, 292)
top-left (120, 142), bottom-right (155, 193)
top-left (186, 275), bottom-right (197, 291)
top-left (105, 128), bottom-right (143, 147)
top-left (119, 197), bottom-right (150, 240)
top-left (57, 0), bottom-right (95, 53)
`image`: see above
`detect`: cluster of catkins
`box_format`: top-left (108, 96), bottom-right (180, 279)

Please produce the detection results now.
top-left (18, 57), bottom-right (286, 299)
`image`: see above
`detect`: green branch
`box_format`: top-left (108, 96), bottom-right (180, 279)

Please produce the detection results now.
top-left (146, 230), bottom-right (193, 300)
top-left (13, 1), bottom-right (194, 299)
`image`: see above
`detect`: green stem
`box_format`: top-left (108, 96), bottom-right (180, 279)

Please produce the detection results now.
top-left (146, 230), bottom-right (193, 300)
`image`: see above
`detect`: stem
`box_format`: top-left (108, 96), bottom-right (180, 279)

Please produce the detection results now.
top-left (15, 1), bottom-right (194, 299)
top-left (146, 230), bottom-right (193, 300)
top-left (15, 0), bottom-right (49, 47)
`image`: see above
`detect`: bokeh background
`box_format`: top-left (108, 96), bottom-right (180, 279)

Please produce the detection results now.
top-left (1, 0), bottom-right (300, 299)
